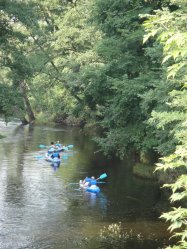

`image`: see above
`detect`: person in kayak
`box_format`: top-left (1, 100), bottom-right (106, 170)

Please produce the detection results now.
top-left (82, 176), bottom-right (92, 187)
top-left (51, 151), bottom-right (60, 159)
top-left (88, 176), bottom-right (100, 192)
top-left (51, 151), bottom-right (61, 168)
top-left (55, 141), bottom-right (62, 148)
top-left (50, 142), bottom-right (56, 148)
top-left (90, 176), bottom-right (97, 186)
top-left (80, 176), bottom-right (99, 188)
top-left (48, 142), bottom-right (56, 153)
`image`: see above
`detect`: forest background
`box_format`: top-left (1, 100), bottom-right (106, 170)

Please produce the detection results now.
top-left (0, 0), bottom-right (186, 248)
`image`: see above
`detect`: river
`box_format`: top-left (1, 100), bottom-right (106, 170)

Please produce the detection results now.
top-left (0, 121), bottom-right (170, 249)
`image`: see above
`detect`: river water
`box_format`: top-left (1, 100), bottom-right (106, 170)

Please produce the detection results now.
top-left (0, 121), bottom-right (170, 249)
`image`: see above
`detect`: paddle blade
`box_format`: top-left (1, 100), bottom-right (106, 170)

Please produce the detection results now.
top-left (67, 144), bottom-right (74, 148)
top-left (62, 155), bottom-right (68, 160)
top-left (99, 173), bottom-right (107, 180)
top-left (35, 155), bottom-right (45, 159)
top-left (39, 144), bottom-right (47, 148)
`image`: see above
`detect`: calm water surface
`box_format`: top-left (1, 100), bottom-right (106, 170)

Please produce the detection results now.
top-left (0, 121), bottom-right (170, 249)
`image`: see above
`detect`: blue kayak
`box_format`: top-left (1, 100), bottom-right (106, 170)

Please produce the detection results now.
top-left (45, 154), bottom-right (61, 165)
top-left (79, 182), bottom-right (100, 193)
top-left (86, 186), bottom-right (100, 193)
top-left (79, 180), bottom-right (100, 194)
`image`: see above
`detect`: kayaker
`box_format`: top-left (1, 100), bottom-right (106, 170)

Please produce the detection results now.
top-left (90, 176), bottom-right (97, 186)
top-left (48, 142), bottom-right (56, 153)
top-left (55, 141), bottom-right (62, 148)
top-left (51, 151), bottom-right (60, 159)
top-left (82, 176), bottom-right (92, 187)
top-left (51, 150), bottom-right (61, 168)
top-left (87, 176), bottom-right (100, 192)
top-left (50, 142), bottom-right (56, 148)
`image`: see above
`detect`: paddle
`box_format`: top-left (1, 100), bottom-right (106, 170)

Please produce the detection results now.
top-left (39, 144), bottom-right (49, 149)
top-left (35, 155), bottom-right (45, 159)
top-left (39, 144), bottom-right (74, 149)
top-left (63, 145), bottom-right (74, 151)
top-left (67, 144), bottom-right (74, 148)
top-left (61, 155), bottom-right (68, 160)
top-left (97, 173), bottom-right (107, 180)
top-left (63, 146), bottom-right (69, 151)
top-left (68, 173), bottom-right (108, 187)
top-left (68, 181), bottom-right (107, 185)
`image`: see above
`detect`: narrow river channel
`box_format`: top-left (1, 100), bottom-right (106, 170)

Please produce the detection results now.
top-left (0, 121), bottom-right (170, 249)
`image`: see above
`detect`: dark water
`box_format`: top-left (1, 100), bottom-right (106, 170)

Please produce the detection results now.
top-left (0, 121), bottom-right (170, 249)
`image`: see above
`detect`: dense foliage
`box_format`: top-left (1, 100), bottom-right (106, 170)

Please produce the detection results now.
top-left (0, 0), bottom-right (186, 247)
top-left (143, 1), bottom-right (187, 248)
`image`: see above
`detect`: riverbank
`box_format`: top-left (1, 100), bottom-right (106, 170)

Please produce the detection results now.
top-left (133, 163), bottom-right (157, 180)
top-left (35, 112), bottom-right (84, 127)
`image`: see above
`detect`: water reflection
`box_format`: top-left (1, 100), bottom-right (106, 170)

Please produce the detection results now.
top-left (0, 121), bottom-right (170, 249)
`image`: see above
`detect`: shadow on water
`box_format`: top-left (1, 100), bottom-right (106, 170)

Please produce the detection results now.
top-left (0, 121), bottom-right (171, 249)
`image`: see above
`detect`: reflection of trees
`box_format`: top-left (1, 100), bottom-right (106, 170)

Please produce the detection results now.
top-left (4, 124), bottom-right (35, 206)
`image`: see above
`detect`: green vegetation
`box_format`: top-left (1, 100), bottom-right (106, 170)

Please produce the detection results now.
top-left (133, 163), bottom-right (156, 179)
top-left (99, 223), bottom-right (144, 248)
top-left (0, 134), bottom-right (5, 139)
top-left (142, 1), bottom-right (187, 248)
top-left (0, 0), bottom-right (186, 248)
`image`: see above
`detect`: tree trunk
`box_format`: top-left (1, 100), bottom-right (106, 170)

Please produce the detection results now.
top-left (20, 81), bottom-right (35, 123)
top-left (21, 117), bottom-right (29, 125)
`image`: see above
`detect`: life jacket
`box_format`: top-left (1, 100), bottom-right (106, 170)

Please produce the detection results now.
top-left (85, 177), bottom-right (91, 184)
top-left (52, 152), bottom-right (60, 158)
top-left (90, 179), bottom-right (97, 186)
top-left (48, 147), bottom-right (55, 153)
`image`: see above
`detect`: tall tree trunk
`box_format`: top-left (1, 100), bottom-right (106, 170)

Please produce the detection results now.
top-left (12, 105), bottom-right (29, 125)
top-left (20, 81), bottom-right (35, 123)
top-left (21, 117), bottom-right (29, 125)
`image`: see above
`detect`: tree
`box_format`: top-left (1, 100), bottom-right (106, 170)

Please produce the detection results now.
top-left (0, 0), bottom-right (77, 123)
top-left (143, 1), bottom-right (187, 248)
top-left (84, 0), bottom-right (167, 159)
top-left (0, 7), bottom-right (26, 121)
